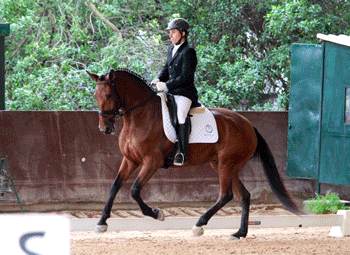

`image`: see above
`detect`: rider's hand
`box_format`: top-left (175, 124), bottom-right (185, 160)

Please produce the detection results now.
top-left (156, 82), bottom-right (167, 91)
top-left (151, 78), bottom-right (160, 86)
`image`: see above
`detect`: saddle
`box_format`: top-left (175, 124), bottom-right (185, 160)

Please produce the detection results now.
top-left (165, 93), bottom-right (205, 129)
top-left (159, 92), bottom-right (218, 168)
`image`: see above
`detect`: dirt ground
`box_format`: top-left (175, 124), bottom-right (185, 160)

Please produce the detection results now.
top-left (67, 205), bottom-right (350, 255)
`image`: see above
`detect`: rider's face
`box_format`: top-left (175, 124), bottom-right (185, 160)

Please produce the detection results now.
top-left (169, 29), bottom-right (184, 44)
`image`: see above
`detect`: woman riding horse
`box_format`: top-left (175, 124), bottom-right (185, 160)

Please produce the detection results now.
top-left (86, 18), bottom-right (303, 240)
top-left (151, 18), bottom-right (198, 166)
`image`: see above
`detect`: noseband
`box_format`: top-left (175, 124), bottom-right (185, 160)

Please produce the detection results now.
top-left (98, 109), bottom-right (120, 118)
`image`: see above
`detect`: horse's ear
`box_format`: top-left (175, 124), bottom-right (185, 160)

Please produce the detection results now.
top-left (86, 71), bottom-right (99, 82)
top-left (109, 69), bottom-right (117, 82)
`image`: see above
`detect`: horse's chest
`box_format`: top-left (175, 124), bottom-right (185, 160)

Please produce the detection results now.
top-left (119, 133), bottom-right (144, 158)
top-left (119, 123), bottom-right (161, 161)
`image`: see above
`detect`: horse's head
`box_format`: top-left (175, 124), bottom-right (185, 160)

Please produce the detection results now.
top-left (88, 69), bottom-right (156, 134)
top-left (87, 70), bottom-right (121, 134)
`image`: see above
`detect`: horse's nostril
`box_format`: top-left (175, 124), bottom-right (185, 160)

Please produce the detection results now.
top-left (105, 127), bottom-right (112, 134)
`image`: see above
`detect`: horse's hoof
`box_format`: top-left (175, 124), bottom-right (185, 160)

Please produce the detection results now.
top-left (155, 208), bottom-right (165, 221)
top-left (228, 235), bottom-right (240, 241)
top-left (95, 224), bottom-right (108, 233)
top-left (192, 226), bottom-right (204, 237)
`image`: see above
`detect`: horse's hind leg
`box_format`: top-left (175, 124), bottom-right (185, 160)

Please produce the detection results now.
top-left (230, 177), bottom-right (250, 240)
top-left (193, 161), bottom-right (234, 237)
top-left (96, 157), bottom-right (139, 232)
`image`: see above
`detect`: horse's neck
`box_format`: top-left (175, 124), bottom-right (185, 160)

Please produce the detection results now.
top-left (118, 73), bottom-right (158, 126)
top-left (120, 76), bottom-right (154, 110)
top-left (122, 96), bottom-right (161, 128)
top-left (124, 90), bottom-right (152, 106)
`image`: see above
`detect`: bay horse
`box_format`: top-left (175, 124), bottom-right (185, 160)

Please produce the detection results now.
top-left (87, 68), bottom-right (302, 239)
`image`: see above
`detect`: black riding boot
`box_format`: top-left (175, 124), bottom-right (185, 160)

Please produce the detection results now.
top-left (174, 118), bottom-right (190, 166)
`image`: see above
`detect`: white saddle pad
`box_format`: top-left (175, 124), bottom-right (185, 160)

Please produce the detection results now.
top-left (158, 93), bottom-right (219, 144)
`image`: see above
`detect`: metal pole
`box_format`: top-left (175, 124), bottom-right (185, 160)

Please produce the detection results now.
top-left (316, 41), bottom-right (326, 196)
top-left (0, 158), bottom-right (24, 213)
top-left (0, 23), bottom-right (10, 110)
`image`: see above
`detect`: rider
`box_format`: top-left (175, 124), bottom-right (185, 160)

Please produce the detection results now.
top-left (151, 18), bottom-right (199, 166)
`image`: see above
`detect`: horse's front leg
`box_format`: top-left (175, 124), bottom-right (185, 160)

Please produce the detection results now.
top-left (96, 157), bottom-right (139, 232)
top-left (131, 159), bottom-right (165, 221)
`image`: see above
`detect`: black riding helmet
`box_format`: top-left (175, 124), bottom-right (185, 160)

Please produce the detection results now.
top-left (167, 18), bottom-right (190, 45)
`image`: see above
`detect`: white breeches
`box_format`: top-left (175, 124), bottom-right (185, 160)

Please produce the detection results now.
top-left (174, 95), bottom-right (192, 124)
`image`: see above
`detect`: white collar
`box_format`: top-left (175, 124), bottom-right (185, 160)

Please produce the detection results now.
top-left (173, 42), bottom-right (184, 50)
top-left (172, 42), bottom-right (184, 57)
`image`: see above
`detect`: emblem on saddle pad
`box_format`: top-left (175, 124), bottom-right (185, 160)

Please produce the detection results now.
top-left (158, 93), bottom-right (219, 144)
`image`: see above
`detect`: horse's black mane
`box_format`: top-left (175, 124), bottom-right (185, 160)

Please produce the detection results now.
top-left (112, 68), bottom-right (156, 93)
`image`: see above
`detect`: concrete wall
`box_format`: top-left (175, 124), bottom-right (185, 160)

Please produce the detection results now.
top-left (0, 111), bottom-right (346, 212)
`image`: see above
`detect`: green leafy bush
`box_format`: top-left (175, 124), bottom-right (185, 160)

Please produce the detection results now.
top-left (1, 0), bottom-right (350, 110)
top-left (304, 192), bottom-right (350, 214)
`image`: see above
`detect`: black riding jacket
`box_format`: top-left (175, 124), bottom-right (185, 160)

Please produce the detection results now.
top-left (158, 41), bottom-right (198, 104)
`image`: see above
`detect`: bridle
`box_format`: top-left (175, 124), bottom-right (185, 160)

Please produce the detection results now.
top-left (97, 80), bottom-right (123, 119)
top-left (97, 80), bottom-right (156, 119)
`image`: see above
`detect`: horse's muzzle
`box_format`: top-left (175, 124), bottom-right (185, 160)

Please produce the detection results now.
top-left (99, 117), bottom-right (115, 135)
top-left (104, 126), bottom-right (113, 134)
top-left (100, 126), bottom-right (114, 135)
top-left (98, 124), bottom-right (115, 134)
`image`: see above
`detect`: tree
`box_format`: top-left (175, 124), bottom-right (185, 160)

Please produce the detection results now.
top-left (1, 0), bottom-right (167, 110)
top-left (173, 0), bottom-right (350, 110)
top-left (1, 0), bottom-right (349, 110)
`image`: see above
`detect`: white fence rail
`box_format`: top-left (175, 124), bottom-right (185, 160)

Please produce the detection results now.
top-left (70, 210), bottom-right (350, 237)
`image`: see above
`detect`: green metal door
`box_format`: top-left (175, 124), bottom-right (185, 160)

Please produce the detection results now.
top-left (288, 41), bottom-right (350, 187)
top-left (319, 42), bottom-right (350, 185)
top-left (287, 44), bottom-right (323, 179)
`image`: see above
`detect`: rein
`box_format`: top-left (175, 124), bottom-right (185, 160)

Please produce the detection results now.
top-left (119, 93), bottom-right (156, 117)
top-left (98, 80), bottom-right (156, 119)
top-left (99, 93), bottom-right (156, 118)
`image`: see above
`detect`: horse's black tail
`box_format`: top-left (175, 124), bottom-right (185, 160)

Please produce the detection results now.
top-left (253, 128), bottom-right (304, 215)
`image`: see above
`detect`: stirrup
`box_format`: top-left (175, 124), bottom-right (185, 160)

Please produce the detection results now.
top-left (174, 152), bottom-right (186, 166)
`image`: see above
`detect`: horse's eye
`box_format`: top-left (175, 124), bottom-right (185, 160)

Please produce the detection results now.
top-left (106, 94), bottom-right (113, 99)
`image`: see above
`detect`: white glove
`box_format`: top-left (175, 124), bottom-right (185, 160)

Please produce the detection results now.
top-left (151, 78), bottom-right (159, 86)
top-left (156, 82), bottom-right (167, 91)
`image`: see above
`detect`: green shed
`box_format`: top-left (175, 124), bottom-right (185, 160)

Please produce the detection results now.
top-left (287, 34), bottom-right (350, 189)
